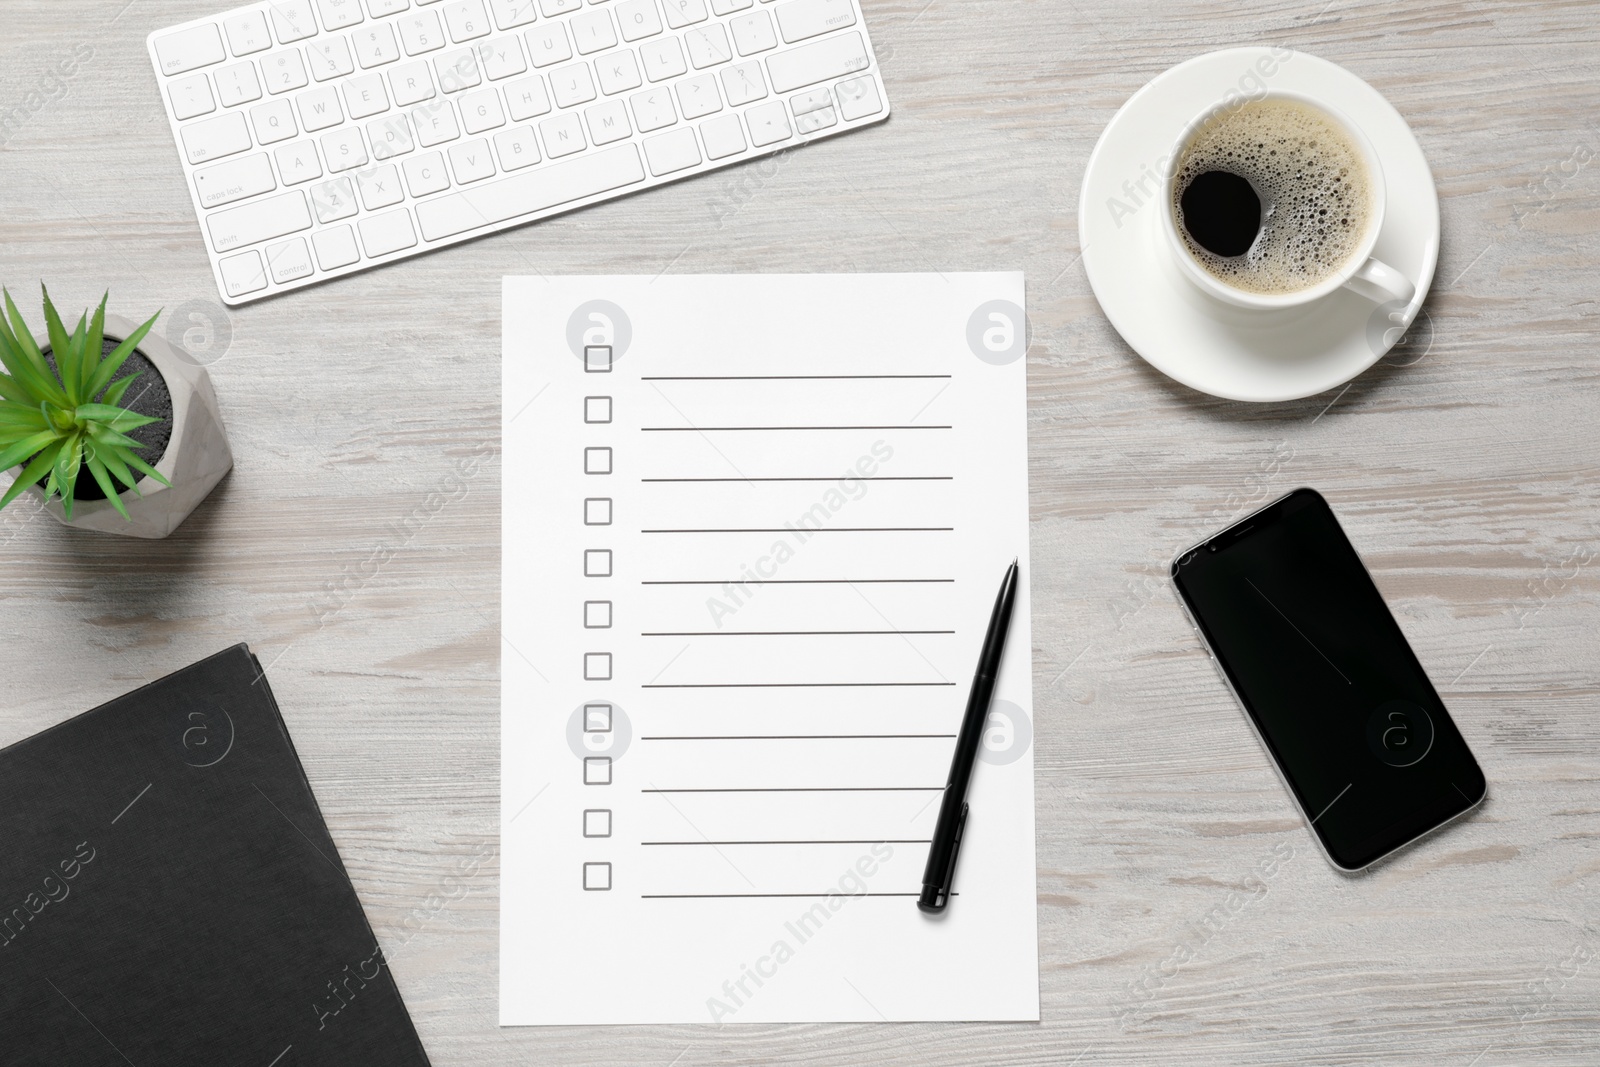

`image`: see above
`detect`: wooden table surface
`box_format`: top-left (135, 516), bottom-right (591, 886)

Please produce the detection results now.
top-left (3, 0), bottom-right (1598, 1063)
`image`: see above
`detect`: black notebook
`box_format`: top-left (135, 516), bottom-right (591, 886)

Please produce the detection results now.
top-left (0, 644), bottom-right (431, 1067)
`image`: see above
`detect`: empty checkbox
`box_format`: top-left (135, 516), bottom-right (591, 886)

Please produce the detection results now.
top-left (584, 550), bottom-right (613, 577)
top-left (583, 809), bottom-right (612, 838)
top-left (585, 396), bottom-right (613, 424)
top-left (585, 498), bottom-right (613, 526)
top-left (584, 703), bottom-right (613, 733)
top-left (584, 653), bottom-right (613, 681)
top-left (584, 447), bottom-right (613, 475)
top-left (584, 757), bottom-right (612, 785)
top-left (585, 345), bottom-right (613, 373)
top-left (584, 601), bottom-right (613, 628)
top-left (583, 861), bottom-right (612, 891)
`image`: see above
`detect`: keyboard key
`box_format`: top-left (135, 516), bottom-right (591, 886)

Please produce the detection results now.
top-left (414, 143), bottom-right (644, 240)
top-left (571, 10), bottom-right (618, 55)
top-left (274, 139), bottom-right (324, 184)
top-left (315, 0), bottom-right (365, 29)
top-left (267, 0), bottom-right (318, 44)
top-left (616, 0), bottom-right (663, 42)
top-left (193, 152), bottom-right (277, 208)
top-left (504, 75), bottom-right (552, 120)
top-left (720, 61), bottom-right (765, 106)
top-left (344, 72), bottom-right (391, 118)
top-left (219, 250), bottom-right (267, 296)
top-left (181, 111), bottom-right (252, 164)
top-left (525, 25), bottom-right (573, 68)
top-left (584, 99), bottom-right (631, 145)
top-left (413, 99), bottom-right (461, 145)
top-left (215, 62), bottom-right (263, 106)
top-left (765, 30), bottom-right (867, 93)
top-left (460, 88), bottom-right (507, 132)
top-left (367, 113), bottom-right (415, 157)
top-left (359, 208), bottom-right (419, 255)
top-left (597, 50), bottom-right (642, 96)
top-left (711, 0), bottom-right (753, 12)
top-left (479, 36), bottom-right (528, 80)
top-left (731, 10), bottom-right (777, 56)
top-left (358, 164), bottom-right (405, 208)
top-left (774, 0), bottom-right (855, 43)
top-left (448, 138), bottom-right (496, 182)
top-left (307, 37), bottom-right (355, 80)
top-left (686, 24), bottom-right (732, 69)
top-left (640, 38), bottom-right (686, 82)
top-left (404, 152), bottom-right (451, 195)
top-left (250, 98), bottom-right (298, 143)
top-left (539, 0), bottom-right (581, 15)
top-left (313, 224), bottom-right (361, 270)
top-left (643, 127), bottom-right (700, 175)
top-left (676, 74), bottom-right (720, 119)
top-left (266, 236), bottom-right (316, 284)
top-left (494, 125), bottom-right (541, 170)
top-left (310, 175), bottom-right (359, 221)
top-left (155, 24), bottom-right (226, 76)
top-left (795, 105), bottom-right (836, 133)
top-left (551, 63), bottom-right (596, 108)
top-left (745, 99), bottom-right (790, 146)
top-left (390, 61), bottom-right (438, 105)
top-left (699, 111), bottom-right (745, 159)
top-left (353, 23), bottom-right (401, 68)
top-left (835, 74), bottom-right (881, 121)
top-left (629, 88), bottom-right (675, 132)
top-left (435, 48), bottom-right (483, 92)
top-left (444, 1), bottom-right (492, 42)
top-left (488, 0), bottom-right (539, 30)
top-left (169, 73), bottom-right (217, 120)
top-left (661, 0), bottom-right (708, 29)
top-left (790, 87), bottom-right (829, 115)
top-left (400, 11), bottom-right (447, 55)
top-left (262, 49), bottom-right (310, 94)
top-left (538, 112), bottom-right (585, 157)
top-left (223, 12), bottom-right (273, 56)
top-left (297, 85), bottom-right (344, 131)
top-left (367, 0), bottom-right (412, 14)
top-left (321, 126), bottom-right (369, 171)
top-left (207, 189), bottom-right (312, 252)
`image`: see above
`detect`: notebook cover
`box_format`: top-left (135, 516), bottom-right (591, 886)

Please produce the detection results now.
top-left (0, 643), bottom-right (431, 1067)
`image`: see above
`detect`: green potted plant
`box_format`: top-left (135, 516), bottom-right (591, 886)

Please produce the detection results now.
top-left (0, 286), bottom-right (232, 538)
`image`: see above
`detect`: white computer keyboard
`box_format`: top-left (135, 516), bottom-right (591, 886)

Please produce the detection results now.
top-left (147, 0), bottom-right (890, 305)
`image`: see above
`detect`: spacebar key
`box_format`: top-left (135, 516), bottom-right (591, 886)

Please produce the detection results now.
top-left (416, 145), bottom-right (647, 242)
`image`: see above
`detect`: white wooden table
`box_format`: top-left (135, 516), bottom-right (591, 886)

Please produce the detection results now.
top-left (3, 1), bottom-right (1598, 1062)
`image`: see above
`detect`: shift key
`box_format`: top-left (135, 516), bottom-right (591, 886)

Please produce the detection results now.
top-left (765, 31), bottom-right (869, 94)
top-left (207, 190), bottom-right (312, 253)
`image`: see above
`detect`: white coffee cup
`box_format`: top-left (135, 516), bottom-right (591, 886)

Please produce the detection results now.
top-left (1160, 89), bottom-right (1415, 311)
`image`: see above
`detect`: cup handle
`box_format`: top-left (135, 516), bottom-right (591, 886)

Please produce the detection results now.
top-left (1344, 257), bottom-right (1415, 306)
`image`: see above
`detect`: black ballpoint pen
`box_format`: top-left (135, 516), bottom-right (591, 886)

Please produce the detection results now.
top-left (918, 560), bottom-right (1019, 914)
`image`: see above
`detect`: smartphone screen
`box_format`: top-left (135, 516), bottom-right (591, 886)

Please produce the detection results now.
top-left (1171, 488), bottom-right (1485, 870)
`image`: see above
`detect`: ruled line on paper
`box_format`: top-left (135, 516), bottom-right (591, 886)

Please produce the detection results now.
top-left (641, 425), bottom-right (954, 432)
top-left (641, 682), bottom-right (957, 689)
top-left (640, 375), bottom-right (953, 381)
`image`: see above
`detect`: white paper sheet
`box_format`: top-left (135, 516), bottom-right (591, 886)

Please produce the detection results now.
top-left (501, 273), bottom-right (1038, 1024)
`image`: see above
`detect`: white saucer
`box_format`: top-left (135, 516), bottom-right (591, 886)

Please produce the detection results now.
top-left (1078, 48), bottom-right (1439, 402)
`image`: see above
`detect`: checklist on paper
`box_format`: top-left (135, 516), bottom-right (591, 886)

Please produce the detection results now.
top-left (501, 273), bottom-right (1038, 1024)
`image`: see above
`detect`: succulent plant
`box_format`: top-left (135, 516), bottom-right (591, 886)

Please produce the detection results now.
top-left (0, 286), bottom-right (170, 520)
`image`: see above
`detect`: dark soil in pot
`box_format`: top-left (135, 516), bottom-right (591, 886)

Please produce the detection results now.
top-left (35, 337), bottom-right (174, 502)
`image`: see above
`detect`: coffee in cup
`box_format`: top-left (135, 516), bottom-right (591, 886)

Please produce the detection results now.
top-left (1160, 89), bottom-right (1414, 311)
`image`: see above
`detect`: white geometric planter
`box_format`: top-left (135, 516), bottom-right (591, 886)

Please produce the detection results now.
top-left (29, 313), bottom-right (233, 539)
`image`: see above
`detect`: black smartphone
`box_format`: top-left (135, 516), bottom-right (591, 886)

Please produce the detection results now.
top-left (1171, 488), bottom-right (1486, 871)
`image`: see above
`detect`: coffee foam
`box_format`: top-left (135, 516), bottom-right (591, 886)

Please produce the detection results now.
top-left (1174, 98), bottom-right (1372, 295)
